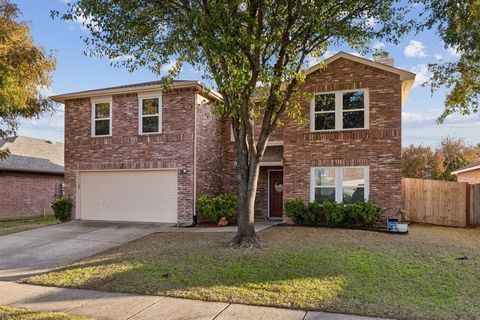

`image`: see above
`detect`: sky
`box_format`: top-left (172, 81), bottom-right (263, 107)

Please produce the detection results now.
top-left (14, 0), bottom-right (480, 147)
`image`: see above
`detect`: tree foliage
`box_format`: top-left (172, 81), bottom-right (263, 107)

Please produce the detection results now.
top-left (415, 0), bottom-right (480, 122)
top-left (0, 0), bottom-right (56, 158)
top-left (55, 0), bottom-right (412, 246)
top-left (402, 137), bottom-right (480, 181)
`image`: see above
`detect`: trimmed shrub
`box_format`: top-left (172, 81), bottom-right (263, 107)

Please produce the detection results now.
top-left (285, 198), bottom-right (382, 229)
top-left (356, 200), bottom-right (382, 228)
top-left (51, 197), bottom-right (72, 223)
top-left (196, 193), bottom-right (237, 223)
top-left (284, 199), bottom-right (306, 224)
top-left (306, 201), bottom-right (323, 225)
top-left (323, 201), bottom-right (345, 226)
top-left (343, 201), bottom-right (363, 227)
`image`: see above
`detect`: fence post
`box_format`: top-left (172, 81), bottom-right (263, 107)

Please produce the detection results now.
top-left (466, 183), bottom-right (471, 227)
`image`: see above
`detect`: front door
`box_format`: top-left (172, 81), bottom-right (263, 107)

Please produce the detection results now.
top-left (269, 170), bottom-right (283, 218)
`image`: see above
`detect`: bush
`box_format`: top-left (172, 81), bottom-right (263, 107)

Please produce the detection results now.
top-left (196, 193), bottom-right (237, 223)
top-left (51, 197), bottom-right (72, 223)
top-left (284, 199), bottom-right (306, 224)
top-left (323, 201), bottom-right (345, 226)
top-left (356, 200), bottom-right (382, 228)
top-left (285, 198), bottom-right (382, 229)
top-left (306, 201), bottom-right (323, 225)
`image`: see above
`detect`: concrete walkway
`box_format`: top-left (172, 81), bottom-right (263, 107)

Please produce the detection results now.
top-left (0, 281), bottom-right (390, 320)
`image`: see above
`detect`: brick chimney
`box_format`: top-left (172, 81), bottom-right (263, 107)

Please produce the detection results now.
top-left (373, 51), bottom-right (394, 66)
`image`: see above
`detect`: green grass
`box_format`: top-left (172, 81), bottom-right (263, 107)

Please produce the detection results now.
top-left (0, 216), bottom-right (58, 236)
top-left (24, 225), bottom-right (480, 320)
top-left (0, 306), bottom-right (89, 320)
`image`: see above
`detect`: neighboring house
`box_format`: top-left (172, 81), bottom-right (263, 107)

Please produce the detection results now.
top-left (51, 52), bottom-right (415, 225)
top-left (0, 136), bottom-right (64, 220)
top-left (452, 162), bottom-right (480, 184)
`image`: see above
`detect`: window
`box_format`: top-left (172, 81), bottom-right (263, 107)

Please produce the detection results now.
top-left (138, 92), bottom-right (162, 134)
top-left (310, 166), bottom-right (369, 203)
top-left (91, 98), bottom-right (112, 137)
top-left (311, 89), bottom-right (368, 131)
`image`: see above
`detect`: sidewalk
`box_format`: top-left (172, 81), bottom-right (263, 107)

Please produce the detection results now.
top-left (0, 281), bottom-right (390, 320)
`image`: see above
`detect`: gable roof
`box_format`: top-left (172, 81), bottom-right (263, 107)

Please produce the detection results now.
top-left (0, 136), bottom-right (64, 174)
top-left (50, 80), bottom-right (222, 103)
top-left (451, 161), bottom-right (480, 175)
top-left (304, 51), bottom-right (416, 107)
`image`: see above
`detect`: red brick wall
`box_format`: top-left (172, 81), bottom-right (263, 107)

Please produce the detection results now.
top-left (283, 58), bottom-right (402, 221)
top-left (64, 88), bottom-right (201, 224)
top-left (195, 95), bottom-right (224, 197)
top-left (0, 171), bottom-right (64, 220)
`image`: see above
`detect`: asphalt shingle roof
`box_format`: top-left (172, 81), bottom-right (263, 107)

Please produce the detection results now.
top-left (0, 136), bottom-right (64, 174)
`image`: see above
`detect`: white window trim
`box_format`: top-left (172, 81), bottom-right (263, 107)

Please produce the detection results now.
top-left (91, 96), bottom-right (112, 137)
top-left (138, 91), bottom-right (162, 135)
top-left (310, 166), bottom-right (370, 203)
top-left (310, 89), bottom-right (369, 132)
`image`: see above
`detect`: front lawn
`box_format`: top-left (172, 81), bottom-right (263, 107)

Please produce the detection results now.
top-left (24, 225), bottom-right (480, 320)
top-left (0, 306), bottom-right (89, 320)
top-left (0, 216), bottom-right (57, 236)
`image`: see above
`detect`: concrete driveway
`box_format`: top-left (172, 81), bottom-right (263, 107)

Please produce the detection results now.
top-left (0, 221), bottom-right (175, 280)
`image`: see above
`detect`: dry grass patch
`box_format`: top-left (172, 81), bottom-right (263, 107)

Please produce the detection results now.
top-left (24, 225), bottom-right (480, 320)
top-left (0, 306), bottom-right (90, 320)
top-left (0, 216), bottom-right (57, 236)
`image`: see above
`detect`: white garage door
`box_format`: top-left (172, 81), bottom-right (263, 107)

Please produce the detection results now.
top-left (78, 170), bottom-right (177, 223)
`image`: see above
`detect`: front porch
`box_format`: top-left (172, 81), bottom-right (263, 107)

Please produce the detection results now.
top-left (255, 145), bottom-right (284, 220)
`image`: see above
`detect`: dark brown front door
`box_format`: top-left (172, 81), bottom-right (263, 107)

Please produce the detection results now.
top-left (269, 170), bottom-right (283, 218)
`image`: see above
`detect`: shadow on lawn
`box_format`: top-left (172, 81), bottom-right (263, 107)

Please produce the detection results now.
top-left (23, 227), bottom-right (480, 320)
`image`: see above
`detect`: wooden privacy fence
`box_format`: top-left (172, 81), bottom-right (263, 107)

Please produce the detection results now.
top-left (401, 178), bottom-right (480, 227)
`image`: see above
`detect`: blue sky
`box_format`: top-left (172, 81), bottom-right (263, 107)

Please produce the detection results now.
top-left (15, 0), bottom-right (480, 147)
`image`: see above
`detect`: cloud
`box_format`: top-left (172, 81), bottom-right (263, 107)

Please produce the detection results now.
top-left (435, 54), bottom-right (443, 61)
top-left (404, 40), bottom-right (427, 58)
top-left (109, 54), bottom-right (135, 62)
top-left (365, 17), bottom-right (376, 28)
top-left (161, 60), bottom-right (179, 73)
top-left (373, 42), bottom-right (385, 50)
top-left (72, 14), bottom-right (101, 32)
top-left (446, 46), bottom-right (461, 58)
top-left (402, 111), bottom-right (436, 124)
top-left (306, 50), bottom-right (335, 67)
top-left (349, 52), bottom-right (361, 57)
top-left (409, 64), bottom-right (431, 87)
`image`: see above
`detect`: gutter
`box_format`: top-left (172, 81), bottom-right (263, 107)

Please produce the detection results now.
top-left (184, 92), bottom-right (198, 228)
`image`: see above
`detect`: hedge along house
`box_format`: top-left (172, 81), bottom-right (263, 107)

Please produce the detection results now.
top-left (51, 52), bottom-right (415, 225)
top-left (0, 136), bottom-right (64, 220)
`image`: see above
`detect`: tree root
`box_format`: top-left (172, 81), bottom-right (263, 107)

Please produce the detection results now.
top-left (229, 234), bottom-right (264, 249)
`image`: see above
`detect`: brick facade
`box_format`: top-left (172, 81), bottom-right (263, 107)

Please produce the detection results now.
top-left (283, 58), bottom-right (402, 221)
top-left (64, 88), bottom-right (200, 224)
top-left (0, 171), bottom-right (64, 220)
top-left (63, 56), bottom-right (405, 224)
top-left (457, 170), bottom-right (480, 184)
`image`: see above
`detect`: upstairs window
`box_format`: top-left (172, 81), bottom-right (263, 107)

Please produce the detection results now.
top-left (310, 166), bottom-right (369, 203)
top-left (311, 89), bottom-right (368, 131)
top-left (91, 98), bottom-right (112, 137)
top-left (138, 93), bottom-right (162, 134)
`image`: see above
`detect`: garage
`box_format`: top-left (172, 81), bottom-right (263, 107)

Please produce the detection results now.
top-left (78, 170), bottom-right (177, 223)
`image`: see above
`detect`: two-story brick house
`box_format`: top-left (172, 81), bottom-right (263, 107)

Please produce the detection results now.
top-left (51, 52), bottom-right (415, 225)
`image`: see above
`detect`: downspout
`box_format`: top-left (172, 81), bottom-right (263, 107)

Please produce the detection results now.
top-left (184, 92), bottom-right (198, 227)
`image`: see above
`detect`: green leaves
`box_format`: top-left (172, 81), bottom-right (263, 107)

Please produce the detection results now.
top-left (0, 0), bottom-right (56, 142)
top-left (414, 0), bottom-right (480, 122)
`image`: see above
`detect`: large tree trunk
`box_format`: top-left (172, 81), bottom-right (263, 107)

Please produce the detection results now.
top-left (229, 158), bottom-right (262, 248)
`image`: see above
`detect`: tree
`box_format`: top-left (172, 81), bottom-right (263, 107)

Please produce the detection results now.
top-left (56, 0), bottom-right (412, 247)
top-left (0, 0), bottom-right (56, 159)
top-left (401, 137), bottom-right (480, 181)
top-left (401, 145), bottom-right (442, 179)
top-left (415, 1), bottom-right (480, 122)
top-left (437, 136), bottom-right (480, 181)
